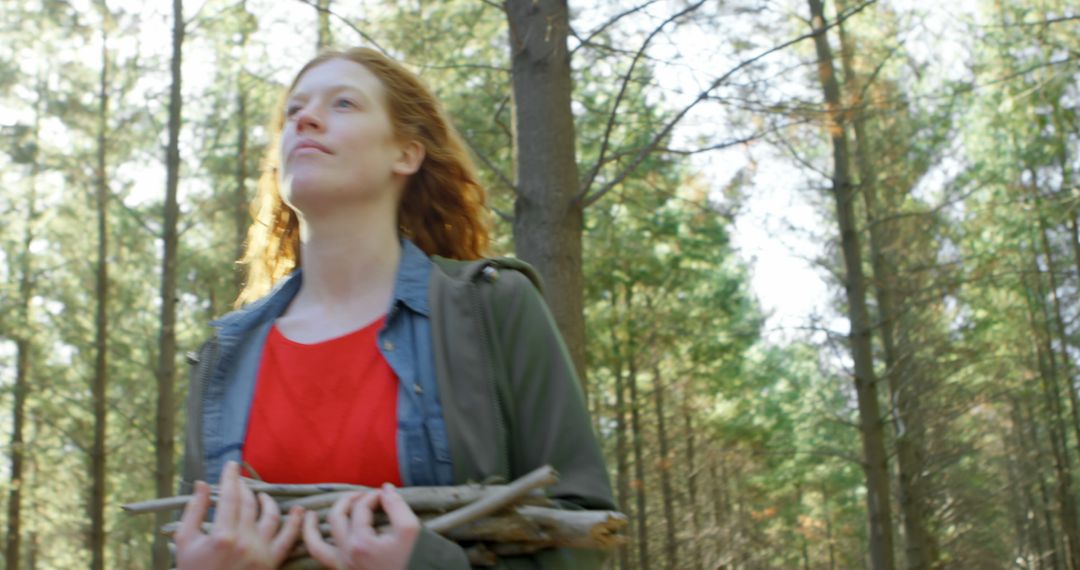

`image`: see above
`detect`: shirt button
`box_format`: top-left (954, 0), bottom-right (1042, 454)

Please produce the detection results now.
top-left (383, 340), bottom-right (395, 351)
top-left (413, 384), bottom-right (423, 395)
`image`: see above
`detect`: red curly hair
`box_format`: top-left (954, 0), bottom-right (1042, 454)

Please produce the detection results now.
top-left (235, 47), bottom-right (491, 305)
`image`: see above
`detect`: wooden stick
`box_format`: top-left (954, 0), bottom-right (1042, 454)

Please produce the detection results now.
top-left (515, 505), bottom-right (629, 549)
top-left (240, 478), bottom-right (370, 495)
top-left (122, 493), bottom-right (214, 515)
top-left (425, 465), bottom-right (558, 534)
top-left (443, 509), bottom-right (549, 543)
top-left (276, 485), bottom-right (552, 512)
top-left (145, 465), bottom-right (629, 568)
top-left (123, 483), bottom-right (553, 515)
top-left (162, 506), bottom-right (626, 550)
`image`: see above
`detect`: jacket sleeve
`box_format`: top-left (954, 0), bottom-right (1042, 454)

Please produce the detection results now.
top-left (405, 526), bottom-right (472, 569)
top-left (486, 269), bottom-right (618, 569)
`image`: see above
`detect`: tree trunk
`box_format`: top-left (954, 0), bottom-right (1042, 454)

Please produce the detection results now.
top-left (153, 1), bottom-right (184, 568)
top-left (823, 482), bottom-right (837, 570)
top-left (681, 385), bottom-right (703, 570)
top-left (1042, 8), bottom-right (1080, 455)
top-left (798, 484), bottom-right (810, 570)
top-left (1009, 399), bottom-right (1047, 569)
top-left (711, 452), bottom-right (729, 569)
top-left (624, 285), bottom-right (649, 569)
top-left (1021, 395), bottom-right (1066, 570)
top-left (6, 343), bottom-right (29, 568)
top-left (1069, 214), bottom-right (1080, 305)
top-left (234, 1), bottom-right (251, 295)
top-left (316, 0), bottom-right (332, 50)
top-left (504, 0), bottom-right (587, 388)
top-left (833, 2), bottom-right (936, 567)
top-left (26, 529), bottom-right (37, 570)
top-left (1030, 182), bottom-right (1080, 463)
top-left (90, 24), bottom-right (111, 570)
top-left (1023, 248), bottom-right (1080, 569)
top-left (806, 1), bottom-right (896, 568)
top-left (5, 88), bottom-right (41, 570)
top-left (609, 293), bottom-right (632, 570)
top-left (651, 364), bottom-right (678, 570)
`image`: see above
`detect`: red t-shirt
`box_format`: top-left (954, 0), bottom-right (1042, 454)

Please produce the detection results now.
top-left (241, 316), bottom-right (403, 486)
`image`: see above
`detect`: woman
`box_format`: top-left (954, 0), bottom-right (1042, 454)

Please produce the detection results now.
top-left (174, 47), bottom-right (614, 570)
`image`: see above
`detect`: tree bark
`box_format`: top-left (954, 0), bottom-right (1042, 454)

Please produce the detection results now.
top-left (609, 293), bottom-right (632, 570)
top-left (5, 84), bottom-right (42, 570)
top-left (710, 452), bottom-right (728, 569)
top-left (823, 482), bottom-right (837, 570)
top-left (681, 384), bottom-right (703, 570)
top-left (504, 0), bottom-right (587, 387)
top-left (234, 1), bottom-right (251, 294)
top-left (833, 2), bottom-right (936, 567)
top-left (1023, 165), bottom-right (1080, 472)
top-left (1041, 6), bottom-right (1080, 455)
top-left (26, 529), bottom-right (37, 570)
top-left (153, 1), bottom-right (184, 568)
top-left (1068, 214), bottom-right (1080, 305)
top-left (806, 1), bottom-right (896, 568)
top-left (90, 21), bottom-right (111, 570)
top-left (1023, 247), bottom-right (1080, 569)
top-left (624, 285), bottom-right (650, 569)
top-left (798, 484), bottom-right (810, 570)
top-left (1020, 395), bottom-right (1065, 570)
top-left (316, 0), bottom-right (332, 50)
top-left (6, 333), bottom-right (30, 569)
top-left (651, 364), bottom-right (677, 570)
top-left (1008, 399), bottom-right (1047, 569)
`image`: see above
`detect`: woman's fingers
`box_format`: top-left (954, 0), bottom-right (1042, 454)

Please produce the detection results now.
top-left (256, 491), bottom-right (281, 541)
top-left (175, 480), bottom-right (211, 548)
top-left (349, 491), bottom-right (380, 541)
top-left (302, 510), bottom-right (340, 568)
top-left (238, 479), bottom-right (258, 528)
top-left (212, 461), bottom-right (240, 531)
top-left (378, 483), bottom-right (421, 540)
top-left (270, 505), bottom-right (306, 563)
top-left (327, 492), bottom-right (360, 548)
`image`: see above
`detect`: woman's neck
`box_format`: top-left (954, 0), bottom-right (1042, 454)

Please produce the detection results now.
top-left (287, 199), bottom-right (402, 330)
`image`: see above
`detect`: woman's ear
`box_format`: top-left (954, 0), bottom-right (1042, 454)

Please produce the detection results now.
top-left (391, 140), bottom-right (425, 176)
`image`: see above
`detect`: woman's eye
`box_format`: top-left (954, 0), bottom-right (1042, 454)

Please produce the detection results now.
top-left (334, 98), bottom-right (357, 109)
top-left (285, 105), bottom-right (301, 117)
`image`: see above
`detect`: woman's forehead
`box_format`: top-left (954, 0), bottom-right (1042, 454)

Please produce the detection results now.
top-left (291, 58), bottom-right (382, 98)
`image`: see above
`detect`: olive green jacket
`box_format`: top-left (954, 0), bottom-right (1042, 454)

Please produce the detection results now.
top-left (180, 256), bottom-right (615, 569)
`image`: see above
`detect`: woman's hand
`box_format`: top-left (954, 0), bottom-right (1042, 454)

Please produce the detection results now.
top-left (302, 483), bottom-right (421, 570)
top-left (174, 460), bottom-right (305, 570)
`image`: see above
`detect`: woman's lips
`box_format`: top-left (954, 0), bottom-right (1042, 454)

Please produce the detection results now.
top-left (290, 140), bottom-right (332, 157)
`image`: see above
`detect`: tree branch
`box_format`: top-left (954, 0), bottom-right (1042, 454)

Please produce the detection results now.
top-left (460, 130), bottom-right (516, 194)
top-left (579, 0), bottom-right (878, 209)
top-left (979, 14), bottom-right (1080, 27)
top-left (293, 0), bottom-right (389, 55)
top-left (578, 0), bottom-right (708, 200)
top-left (569, 0), bottom-right (664, 56)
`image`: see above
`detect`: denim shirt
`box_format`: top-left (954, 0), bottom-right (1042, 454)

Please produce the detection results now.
top-left (198, 238), bottom-right (455, 487)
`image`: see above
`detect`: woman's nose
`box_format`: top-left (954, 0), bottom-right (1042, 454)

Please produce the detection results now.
top-left (295, 105), bottom-right (324, 132)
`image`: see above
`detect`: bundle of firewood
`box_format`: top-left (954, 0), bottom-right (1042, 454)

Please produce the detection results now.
top-left (122, 465), bottom-right (627, 568)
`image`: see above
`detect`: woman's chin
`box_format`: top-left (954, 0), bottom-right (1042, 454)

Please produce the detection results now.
top-left (284, 182), bottom-right (383, 215)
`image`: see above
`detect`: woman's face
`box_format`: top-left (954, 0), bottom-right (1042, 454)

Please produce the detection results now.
top-left (278, 58), bottom-right (418, 215)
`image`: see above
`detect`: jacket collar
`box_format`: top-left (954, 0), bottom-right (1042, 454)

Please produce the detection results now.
top-left (210, 237), bottom-right (432, 335)
top-left (393, 237), bottom-right (432, 317)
